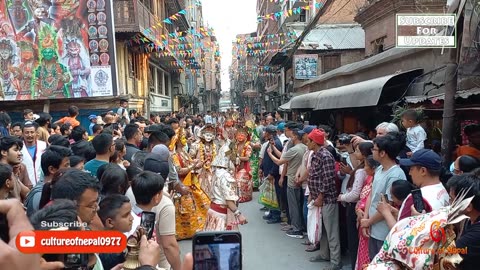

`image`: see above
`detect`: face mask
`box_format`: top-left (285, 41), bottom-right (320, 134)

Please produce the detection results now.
top-left (204, 133), bottom-right (214, 142)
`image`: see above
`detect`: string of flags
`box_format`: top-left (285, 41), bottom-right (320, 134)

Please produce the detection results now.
top-left (257, 2), bottom-right (323, 22)
top-left (235, 32), bottom-right (296, 43)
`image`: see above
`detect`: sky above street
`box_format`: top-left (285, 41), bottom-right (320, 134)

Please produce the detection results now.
top-left (202, 0), bottom-right (258, 94)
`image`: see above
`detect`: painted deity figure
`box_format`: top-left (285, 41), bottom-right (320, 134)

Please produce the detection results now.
top-left (234, 127), bottom-right (253, 203)
top-left (0, 39), bottom-right (18, 100)
top-left (18, 0), bottom-right (54, 43)
top-left (196, 125), bottom-right (217, 199)
top-left (12, 40), bottom-right (37, 100)
top-left (33, 27), bottom-right (71, 99)
top-left (62, 39), bottom-right (90, 97)
top-left (8, 0), bottom-right (28, 30)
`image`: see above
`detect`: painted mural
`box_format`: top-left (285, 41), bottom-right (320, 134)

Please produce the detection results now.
top-left (0, 0), bottom-right (116, 101)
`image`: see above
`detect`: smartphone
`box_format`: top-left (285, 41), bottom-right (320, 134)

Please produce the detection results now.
top-left (0, 214), bottom-right (8, 242)
top-left (340, 156), bottom-right (348, 165)
top-left (60, 253), bottom-right (89, 269)
top-left (411, 189), bottom-right (425, 213)
top-left (141, 211), bottom-right (156, 240)
top-left (382, 193), bottom-right (389, 202)
top-left (193, 231), bottom-right (242, 270)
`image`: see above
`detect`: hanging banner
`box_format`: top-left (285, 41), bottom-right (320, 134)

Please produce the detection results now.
top-left (294, 54), bottom-right (318, 79)
top-left (0, 0), bottom-right (117, 101)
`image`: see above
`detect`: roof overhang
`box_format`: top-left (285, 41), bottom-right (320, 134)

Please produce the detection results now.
top-left (289, 69), bottom-right (423, 110)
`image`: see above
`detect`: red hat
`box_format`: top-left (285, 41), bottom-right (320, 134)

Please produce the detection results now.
top-left (308, 129), bottom-right (325, 145)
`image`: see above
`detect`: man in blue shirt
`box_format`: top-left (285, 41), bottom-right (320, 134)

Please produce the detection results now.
top-left (84, 133), bottom-right (115, 178)
top-left (260, 125), bottom-right (283, 223)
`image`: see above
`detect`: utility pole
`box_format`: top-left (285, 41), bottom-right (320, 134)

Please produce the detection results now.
top-left (441, 0), bottom-right (464, 166)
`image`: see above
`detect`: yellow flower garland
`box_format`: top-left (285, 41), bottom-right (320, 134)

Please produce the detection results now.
top-left (199, 142), bottom-right (216, 170)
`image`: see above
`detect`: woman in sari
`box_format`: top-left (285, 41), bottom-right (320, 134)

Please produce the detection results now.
top-left (171, 128), bottom-right (211, 240)
top-left (204, 138), bottom-right (248, 231)
top-left (234, 127), bottom-right (253, 203)
top-left (355, 155), bottom-right (379, 270)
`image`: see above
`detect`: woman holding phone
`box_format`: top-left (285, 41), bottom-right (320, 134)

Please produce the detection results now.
top-left (338, 142), bottom-right (373, 270)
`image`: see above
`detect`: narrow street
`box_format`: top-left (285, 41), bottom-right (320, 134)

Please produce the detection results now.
top-left (179, 192), bottom-right (351, 270)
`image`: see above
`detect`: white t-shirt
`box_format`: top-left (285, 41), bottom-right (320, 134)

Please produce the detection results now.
top-left (398, 183), bottom-right (449, 216)
top-left (406, 125), bottom-right (427, 153)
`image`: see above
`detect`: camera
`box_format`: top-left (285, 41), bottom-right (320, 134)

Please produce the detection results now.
top-left (338, 135), bottom-right (353, 145)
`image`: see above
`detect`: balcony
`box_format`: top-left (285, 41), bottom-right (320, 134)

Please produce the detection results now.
top-left (113, 0), bottom-right (160, 40)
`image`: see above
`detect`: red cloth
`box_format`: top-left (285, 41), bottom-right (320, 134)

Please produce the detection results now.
top-left (398, 195), bottom-right (433, 220)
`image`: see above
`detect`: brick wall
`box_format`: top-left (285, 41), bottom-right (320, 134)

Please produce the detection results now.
top-left (320, 0), bottom-right (365, 24)
top-left (363, 13), bottom-right (396, 56)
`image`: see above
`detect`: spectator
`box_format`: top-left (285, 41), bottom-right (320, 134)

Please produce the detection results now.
top-left (0, 136), bottom-right (31, 200)
top-left (88, 115), bottom-right (97, 135)
top-left (50, 123), bottom-right (61, 135)
top-left (60, 123), bottom-right (72, 138)
top-left (70, 155), bottom-right (85, 171)
top-left (360, 132), bottom-right (406, 260)
top-left (453, 155), bottom-right (480, 175)
top-left (100, 163), bottom-right (129, 196)
top-left (48, 134), bottom-right (70, 148)
top-left (51, 169), bottom-right (101, 226)
top-left (397, 149), bottom-right (450, 219)
top-left (401, 109), bottom-right (427, 157)
top-left (377, 180), bottom-right (414, 229)
top-left (35, 112), bottom-right (51, 143)
top-left (124, 124), bottom-right (142, 162)
top-left (307, 129), bottom-right (341, 270)
top-left (24, 145), bottom-right (72, 216)
top-left (70, 126), bottom-right (96, 162)
top-left (54, 105), bottom-right (80, 128)
top-left (21, 121), bottom-right (46, 185)
top-left (456, 124), bottom-right (480, 159)
top-left (84, 133), bottom-right (115, 177)
top-left (23, 109), bottom-right (34, 122)
top-left (0, 163), bottom-right (14, 200)
top-left (444, 170), bottom-right (480, 270)
top-left (10, 122), bottom-right (23, 138)
top-left (91, 124), bottom-right (104, 138)
top-left (117, 99), bottom-right (130, 126)
top-left (98, 194), bottom-right (133, 270)
top-left (0, 112), bottom-right (11, 137)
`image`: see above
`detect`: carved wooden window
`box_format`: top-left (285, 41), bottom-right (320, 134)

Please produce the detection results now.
top-left (322, 55), bottom-right (340, 73)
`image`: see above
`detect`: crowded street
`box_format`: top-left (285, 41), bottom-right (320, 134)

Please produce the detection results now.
top-left (1, 0), bottom-right (480, 270)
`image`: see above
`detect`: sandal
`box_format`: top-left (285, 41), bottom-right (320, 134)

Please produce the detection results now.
top-left (305, 244), bottom-right (320, 252)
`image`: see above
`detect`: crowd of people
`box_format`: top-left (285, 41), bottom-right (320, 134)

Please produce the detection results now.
top-left (0, 102), bottom-right (479, 270)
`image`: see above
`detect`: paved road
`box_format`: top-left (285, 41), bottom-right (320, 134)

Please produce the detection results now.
top-left (179, 191), bottom-right (352, 270)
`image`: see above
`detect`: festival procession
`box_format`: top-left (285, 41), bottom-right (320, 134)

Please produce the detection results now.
top-left (0, 0), bottom-right (480, 270)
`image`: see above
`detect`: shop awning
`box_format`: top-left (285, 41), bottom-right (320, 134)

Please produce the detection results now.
top-left (405, 88), bottom-right (480, 104)
top-left (289, 69), bottom-right (423, 110)
top-left (278, 100), bottom-right (291, 111)
top-left (290, 91), bottom-right (323, 109)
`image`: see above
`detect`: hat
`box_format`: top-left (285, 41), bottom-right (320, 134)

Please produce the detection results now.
top-left (296, 129), bottom-right (306, 137)
top-left (308, 129), bottom-right (325, 145)
top-left (143, 153), bottom-right (170, 180)
top-left (277, 122), bottom-right (285, 132)
top-left (211, 143), bottom-right (232, 169)
top-left (264, 125), bottom-right (277, 134)
top-left (399, 149), bottom-right (442, 170)
top-left (303, 125), bottom-right (316, 134)
top-left (88, 115), bottom-right (97, 120)
top-left (151, 144), bottom-right (170, 159)
top-left (32, 114), bottom-right (40, 121)
top-left (144, 124), bottom-right (163, 133)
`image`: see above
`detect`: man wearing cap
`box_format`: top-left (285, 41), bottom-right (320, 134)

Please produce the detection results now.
top-left (260, 125), bottom-right (283, 223)
top-left (395, 149), bottom-right (449, 219)
top-left (88, 114), bottom-right (97, 135)
top-left (268, 128), bottom-right (307, 238)
top-left (295, 125), bottom-right (316, 244)
top-left (307, 129), bottom-right (341, 270)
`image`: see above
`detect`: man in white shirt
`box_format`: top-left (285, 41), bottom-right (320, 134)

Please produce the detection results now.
top-left (398, 149), bottom-right (449, 219)
top-left (117, 99), bottom-right (130, 126)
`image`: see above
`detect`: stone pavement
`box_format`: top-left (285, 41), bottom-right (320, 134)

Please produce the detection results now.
top-left (179, 191), bottom-right (352, 270)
